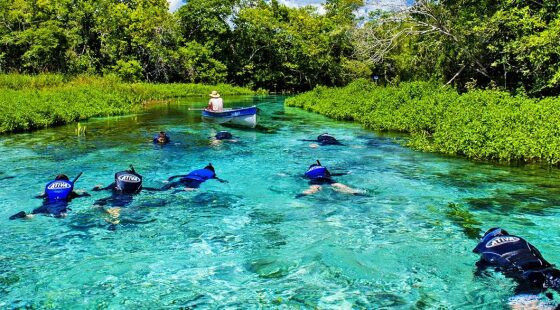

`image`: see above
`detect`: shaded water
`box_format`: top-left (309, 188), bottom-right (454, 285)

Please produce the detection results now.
top-left (2, 96), bottom-right (560, 308)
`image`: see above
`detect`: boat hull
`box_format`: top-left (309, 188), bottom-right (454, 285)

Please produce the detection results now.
top-left (202, 106), bottom-right (258, 128)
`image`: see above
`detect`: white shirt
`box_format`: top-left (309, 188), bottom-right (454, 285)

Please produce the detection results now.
top-left (209, 97), bottom-right (223, 111)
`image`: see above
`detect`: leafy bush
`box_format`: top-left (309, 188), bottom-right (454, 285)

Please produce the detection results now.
top-left (286, 79), bottom-right (560, 164)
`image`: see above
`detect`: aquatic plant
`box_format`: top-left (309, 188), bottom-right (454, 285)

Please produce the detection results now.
top-left (445, 203), bottom-right (482, 239)
top-left (286, 79), bottom-right (560, 164)
top-left (0, 74), bottom-right (257, 134)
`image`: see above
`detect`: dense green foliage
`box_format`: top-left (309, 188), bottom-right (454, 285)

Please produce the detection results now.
top-left (286, 79), bottom-right (560, 164)
top-left (0, 0), bottom-right (362, 92)
top-left (356, 0), bottom-right (560, 96)
top-left (0, 74), bottom-right (254, 133)
top-left (3, 0), bottom-right (560, 95)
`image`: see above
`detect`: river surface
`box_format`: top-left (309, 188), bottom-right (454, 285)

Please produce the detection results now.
top-left (2, 96), bottom-right (560, 309)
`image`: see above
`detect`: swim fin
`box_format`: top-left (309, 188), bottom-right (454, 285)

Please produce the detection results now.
top-left (9, 211), bottom-right (27, 220)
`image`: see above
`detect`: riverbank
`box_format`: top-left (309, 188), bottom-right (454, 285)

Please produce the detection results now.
top-left (285, 79), bottom-right (560, 164)
top-left (0, 74), bottom-right (258, 134)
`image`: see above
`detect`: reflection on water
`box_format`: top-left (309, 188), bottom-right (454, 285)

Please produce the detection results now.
top-left (1, 95), bottom-right (560, 308)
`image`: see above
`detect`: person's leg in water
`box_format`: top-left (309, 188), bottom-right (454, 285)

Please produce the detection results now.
top-left (303, 185), bottom-right (322, 195)
top-left (182, 179), bottom-right (203, 191)
top-left (297, 179), bottom-right (327, 197)
top-left (330, 183), bottom-right (366, 195)
top-left (30, 201), bottom-right (68, 218)
top-left (93, 194), bottom-right (133, 226)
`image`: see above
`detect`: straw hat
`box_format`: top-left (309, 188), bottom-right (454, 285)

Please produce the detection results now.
top-left (209, 90), bottom-right (220, 98)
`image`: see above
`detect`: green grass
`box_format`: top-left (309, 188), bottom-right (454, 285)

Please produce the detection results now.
top-left (0, 74), bottom-right (258, 133)
top-left (285, 79), bottom-right (560, 164)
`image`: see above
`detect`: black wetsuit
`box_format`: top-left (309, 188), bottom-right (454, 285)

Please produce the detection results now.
top-left (317, 134), bottom-right (341, 145)
top-left (473, 228), bottom-right (560, 293)
top-left (93, 169), bottom-right (158, 207)
top-left (32, 191), bottom-right (87, 217)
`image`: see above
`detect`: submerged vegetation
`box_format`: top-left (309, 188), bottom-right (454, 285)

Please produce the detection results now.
top-left (286, 79), bottom-right (560, 164)
top-left (0, 74), bottom-right (255, 134)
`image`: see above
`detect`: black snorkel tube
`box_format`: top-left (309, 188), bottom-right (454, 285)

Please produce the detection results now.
top-left (72, 172), bottom-right (83, 184)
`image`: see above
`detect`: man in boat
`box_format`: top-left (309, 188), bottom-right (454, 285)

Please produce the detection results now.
top-left (302, 133), bottom-right (342, 148)
top-left (9, 173), bottom-right (90, 220)
top-left (298, 160), bottom-right (364, 196)
top-left (162, 163), bottom-right (228, 191)
top-left (208, 91), bottom-right (224, 112)
top-left (473, 228), bottom-right (560, 304)
top-left (153, 131), bottom-right (170, 144)
top-left (92, 165), bottom-right (160, 227)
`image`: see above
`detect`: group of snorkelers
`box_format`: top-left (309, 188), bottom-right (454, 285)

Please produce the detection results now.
top-left (9, 132), bottom-right (349, 221)
top-left (9, 129), bottom-right (560, 305)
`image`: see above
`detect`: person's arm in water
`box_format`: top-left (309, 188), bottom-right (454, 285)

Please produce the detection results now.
top-left (92, 183), bottom-right (115, 191)
top-left (34, 192), bottom-right (47, 199)
top-left (213, 175), bottom-right (228, 183)
top-left (70, 190), bottom-right (91, 199)
top-left (142, 186), bottom-right (163, 192)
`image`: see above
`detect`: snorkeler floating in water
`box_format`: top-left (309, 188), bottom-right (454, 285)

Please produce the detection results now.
top-left (302, 133), bottom-right (342, 148)
top-left (9, 173), bottom-right (90, 220)
top-left (153, 131), bottom-right (170, 144)
top-left (92, 165), bottom-right (159, 226)
top-left (215, 131), bottom-right (233, 140)
top-left (473, 228), bottom-right (560, 298)
top-left (298, 160), bottom-right (364, 197)
top-left (163, 163), bottom-right (228, 191)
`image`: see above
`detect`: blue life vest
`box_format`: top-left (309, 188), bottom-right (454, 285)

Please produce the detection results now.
top-left (305, 165), bottom-right (331, 180)
top-left (182, 168), bottom-right (215, 182)
top-left (115, 171), bottom-right (143, 194)
top-left (45, 180), bottom-right (74, 203)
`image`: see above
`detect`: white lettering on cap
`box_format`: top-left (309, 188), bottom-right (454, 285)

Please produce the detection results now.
top-left (486, 236), bottom-right (520, 248)
top-left (117, 174), bottom-right (141, 183)
top-left (47, 181), bottom-right (72, 190)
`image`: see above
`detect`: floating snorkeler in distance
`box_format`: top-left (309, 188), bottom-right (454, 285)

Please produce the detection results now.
top-left (215, 131), bottom-right (233, 140)
top-left (302, 133), bottom-right (342, 148)
top-left (9, 172), bottom-right (90, 220)
top-left (298, 160), bottom-right (364, 197)
top-left (92, 165), bottom-right (160, 227)
top-left (211, 131), bottom-right (238, 146)
top-left (473, 228), bottom-right (560, 303)
top-left (153, 131), bottom-right (170, 144)
top-left (163, 163), bottom-right (228, 191)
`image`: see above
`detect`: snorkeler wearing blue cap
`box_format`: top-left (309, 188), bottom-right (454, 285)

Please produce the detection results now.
top-left (474, 228), bottom-right (560, 295)
top-left (9, 172), bottom-right (90, 220)
top-left (298, 160), bottom-right (363, 196)
top-left (163, 163), bottom-right (228, 191)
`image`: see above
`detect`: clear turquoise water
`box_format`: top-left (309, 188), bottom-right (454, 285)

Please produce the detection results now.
top-left (2, 96), bottom-right (560, 308)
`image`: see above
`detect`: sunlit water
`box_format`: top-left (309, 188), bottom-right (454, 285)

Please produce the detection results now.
top-left (2, 96), bottom-right (560, 308)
